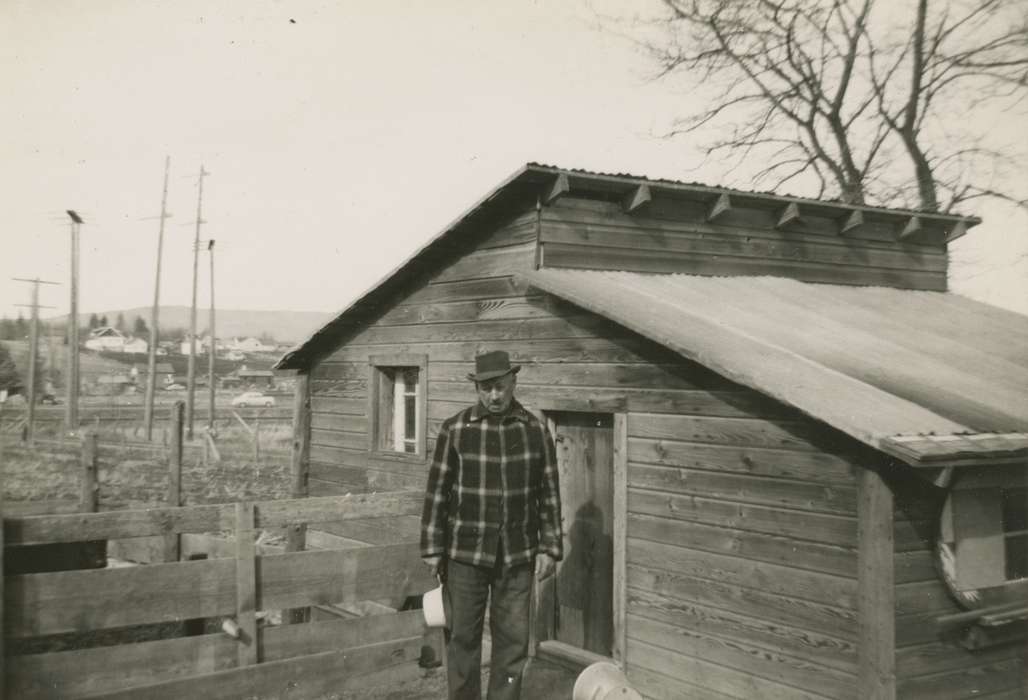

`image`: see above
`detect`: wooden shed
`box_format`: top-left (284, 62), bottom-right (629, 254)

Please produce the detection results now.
top-left (275, 164), bottom-right (1027, 699)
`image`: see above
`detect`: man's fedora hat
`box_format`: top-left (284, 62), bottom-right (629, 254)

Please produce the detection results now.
top-left (467, 350), bottom-right (521, 382)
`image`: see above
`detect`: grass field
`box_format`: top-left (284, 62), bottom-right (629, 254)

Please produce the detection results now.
top-left (3, 338), bottom-right (130, 385)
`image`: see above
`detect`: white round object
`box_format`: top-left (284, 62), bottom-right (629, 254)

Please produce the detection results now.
top-left (422, 583), bottom-right (447, 628)
top-left (573, 662), bottom-right (642, 700)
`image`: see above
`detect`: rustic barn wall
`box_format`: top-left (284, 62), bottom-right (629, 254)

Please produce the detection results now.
top-left (307, 205), bottom-right (541, 494)
top-left (304, 195), bottom-right (888, 698)
top-left (539, 196), bottom-right (948, 291)
top-left (624, 405), bottom-right (863, 699)
top-left (891, 470), bottom-right (1025, 699)
top-left (306, 201), bottom-right (745, 495)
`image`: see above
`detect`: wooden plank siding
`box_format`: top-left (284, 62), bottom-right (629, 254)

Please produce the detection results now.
top-left (302, 194), bottom-right (923, 698)
top-left (889, 471), bottom-right (1026, 699)
top-left (538, 197), bottom-right (947, 291)
top-left (308, 203), bottom-right (740, 493)
top-left (5, 543), bottom-right (433, 638)
top-left (625, 409), bottom-right (862, 699)
top-left (7, 611), bottom-right (430, 699)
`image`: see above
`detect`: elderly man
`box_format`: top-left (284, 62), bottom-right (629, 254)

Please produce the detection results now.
top-left (421, 350), bottom-right (563, 700)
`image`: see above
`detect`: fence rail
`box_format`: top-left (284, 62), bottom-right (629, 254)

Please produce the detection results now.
top-left (2, 491), bottom-right (438, 699)
top-left (5, 492), bottom-right (421, 546)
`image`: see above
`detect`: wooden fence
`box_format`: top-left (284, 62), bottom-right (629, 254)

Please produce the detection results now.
top-left (1, 491), bottom-right (440, 699)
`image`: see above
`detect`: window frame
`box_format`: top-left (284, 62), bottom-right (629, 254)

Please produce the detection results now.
top-left (367, 354), bottom-right (428, 461)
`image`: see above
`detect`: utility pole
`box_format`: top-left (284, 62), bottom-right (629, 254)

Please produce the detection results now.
top-left (12, 277), bottom-right (59, 446)
top-left (143, 156), bottom-right (172, 441)
top-left (65, 210), bottom-right (83, 433)
top-left (207, 239), bottom-right (217, 434)
top-left (46, 322), bottom-right (55, 388)
top-left (186, 165), bottom-right (210, 440)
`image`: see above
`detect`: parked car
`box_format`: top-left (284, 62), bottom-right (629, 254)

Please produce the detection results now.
top-left (165, 383), bottom-right (186, 391)
top-left (232, 391), bottom-right (275, 408)
top-left (40, 393), bottom-right (60, 405)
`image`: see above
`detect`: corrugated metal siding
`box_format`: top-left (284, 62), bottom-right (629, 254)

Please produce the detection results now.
top-left (520, 270), bottom-right (1028, 462)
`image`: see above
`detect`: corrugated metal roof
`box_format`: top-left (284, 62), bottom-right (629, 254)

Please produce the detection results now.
top-left (524, 162), bottom-right (981, 220)
top-left (276, 163), bottom-right (978, 370)
top-left (520, 269), bottom-right (1028, 466)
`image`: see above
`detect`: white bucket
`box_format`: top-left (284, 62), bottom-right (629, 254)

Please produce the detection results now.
top-left (422, 581), bottom-right (447, 629)
top-left (573, 662), bottom-right (642, 700)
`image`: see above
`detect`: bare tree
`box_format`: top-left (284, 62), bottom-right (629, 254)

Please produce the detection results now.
top-left (624, 0), bottom-right (1028, 212)
top-left (867, 0), bottom-right (1028, 211)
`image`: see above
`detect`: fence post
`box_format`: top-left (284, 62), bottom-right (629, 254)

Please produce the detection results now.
top-left (1, 425), bottom-right (6, 700)
top-left (80, 432), bottom-right (99, 513)
top-left (164, 401), bottom-right (184, 562)
top-left (235, 501), bottom-right (259, 666)
top-left (286, 372), bottom-right (310, 624)
top-left (253, 412), bottom-right (260, 463)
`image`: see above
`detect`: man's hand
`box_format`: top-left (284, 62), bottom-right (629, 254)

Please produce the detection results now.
top-left (535, 553), bottom-right (555, 581)
top-left (423, 555), bottom-right (443, 578)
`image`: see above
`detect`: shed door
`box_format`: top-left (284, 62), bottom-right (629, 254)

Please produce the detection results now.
top-left (543, 411), bottom-right (614, 656)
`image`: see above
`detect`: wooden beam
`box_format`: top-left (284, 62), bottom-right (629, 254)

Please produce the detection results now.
top-left (286, 521), bottom-right (309, 624)
top-left (621, 184), bottom-right (652, 214)
top-left (840, 209), bottom-right (864, 235)
top-left (90, 636), bottom-right (424, 700)
top-left (287, 371), bottom-right (311, 624)
top-left (543, 173), bottom-right (570, 205)
top-left (706, 193), bottom-right (731, 222)
top-left (5, 543), bottom-right (434, 637)
top-left (1, 436), bottom-right (6, 700)
top-left (898, 216), bottom-right (924, 241)
top-left (235, 502), bottom-right (258, 666)
top-left (5, 491), bottom-right (423, 545)
top-left (775, 202), bottom-right (803, 229)
top-left (947, 220), bottom-right (969, 242)
top-left (612, 412), bottom-right (628, 668)
top-left (165, 401), bottom-right (184, 562)
top-left (857, 467), bottom-right (895, 700)
top-left (80, 432), bottom-right (98, 513)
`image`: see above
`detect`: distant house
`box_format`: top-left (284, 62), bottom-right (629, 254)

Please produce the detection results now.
top-left (85, 327), bottom-right (127, 352)
top-left (179, 335), bottom-right (214, 356)
top-left (84, 327), bottom-right (148, 354)
top-left (230, 337), bottom-right (275, 354)
top-left (121, 337), bottom-right (148, 354)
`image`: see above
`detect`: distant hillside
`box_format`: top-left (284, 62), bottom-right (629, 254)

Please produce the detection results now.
top-left (49, 307), bottom-right (334, 344)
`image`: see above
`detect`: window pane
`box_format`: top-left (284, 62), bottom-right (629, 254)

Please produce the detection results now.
top-left (405, 394), bottom-right (417, 442)
top-left (391, 369), bottom-right (404, 452)
top-left (403, 368), bottom-right (419, 394)
top-left (1001, 487), bottom-right (1027, 532)
top-left (1006, 533), bottom-right (1028, 581)
top-left (374, 363), bottom-right (421, 455)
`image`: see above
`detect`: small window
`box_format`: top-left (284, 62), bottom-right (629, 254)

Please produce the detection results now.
top-left (368, 355), bottom-right (427, 459)
top-left (935, 467), bottom-right (1028, 608)
top-left (1001, 486), bottom-right (1027, 581)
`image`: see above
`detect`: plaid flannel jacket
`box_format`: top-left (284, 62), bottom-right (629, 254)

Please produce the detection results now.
top-left (420, 399), bottom-right (563, 569)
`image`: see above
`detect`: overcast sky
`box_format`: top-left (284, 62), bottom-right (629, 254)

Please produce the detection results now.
top-left (3, 0), bottom-right (1026, 326)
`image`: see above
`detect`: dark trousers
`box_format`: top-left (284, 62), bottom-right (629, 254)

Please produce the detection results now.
top-left (445, 555), bottom-right (532, 700)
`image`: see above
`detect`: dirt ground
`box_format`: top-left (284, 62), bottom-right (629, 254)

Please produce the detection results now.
top-left (333, 657), bottom-right (579, 699)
